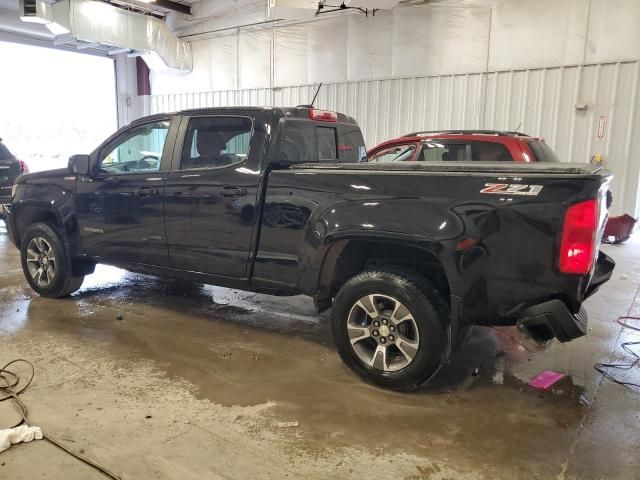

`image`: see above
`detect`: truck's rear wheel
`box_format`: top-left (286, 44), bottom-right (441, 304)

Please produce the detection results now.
top-left (332, 269), bottom-right (448, 391)
top-left (20, 223), bottom-right (84, 298)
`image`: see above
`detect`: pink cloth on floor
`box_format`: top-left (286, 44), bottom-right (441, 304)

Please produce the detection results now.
top-left (528, 370), bottom-right (566, 390)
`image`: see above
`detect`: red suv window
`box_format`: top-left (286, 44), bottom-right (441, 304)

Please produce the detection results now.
top-left (368, 144), bottom-right (417, 162)
top-left (528, 140), bottom-right (560, 162)
top-left (418, 140), bottom-right (512, 162)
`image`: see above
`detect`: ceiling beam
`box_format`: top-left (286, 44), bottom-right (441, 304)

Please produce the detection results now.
top-left (108, 47), bottom-right (131, 55)
top-left (153, 0), bottom-right (191, 16)
top-left (53, 33), bottom-right (75, 45)
top-left (107, 0), bottom-right (191, 16)
top-left (76, 42), bottom-right (100, 50)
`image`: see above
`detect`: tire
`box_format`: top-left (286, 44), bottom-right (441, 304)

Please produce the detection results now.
top-left (332, 268), bottom-right (449, 391)
top-left (20, 223), bottom-right (84, 298)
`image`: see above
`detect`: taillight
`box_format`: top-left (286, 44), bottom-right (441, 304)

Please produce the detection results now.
top-left (559, 199), bottom-right (599, 275)
top-left (309, 109), bottom-right (338, 122)
top-left (18, 160), bottom-right (29, 174)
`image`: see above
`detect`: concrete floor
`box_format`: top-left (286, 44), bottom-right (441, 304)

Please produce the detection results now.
top-left (0, 222), bottom-right (638, 480)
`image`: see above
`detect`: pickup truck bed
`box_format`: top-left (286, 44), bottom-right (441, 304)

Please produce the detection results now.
top-left (3, 107), bottom-right (615, 391)
top-left (258, 160), bottom-right (612, 333)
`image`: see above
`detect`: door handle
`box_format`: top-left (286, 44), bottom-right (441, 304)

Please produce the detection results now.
top-left (135, 187), bottom-right (159, 197)
top-left (220, 186), bottom-right (247, 198)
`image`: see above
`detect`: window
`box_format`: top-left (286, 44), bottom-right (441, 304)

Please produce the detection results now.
top-left (368, 144), bottom-right (417, 163)
top-left (528, 140), bottom-right (561, 162)
top-left (417, 140), bottom-right (512, 162)
top-left (317, 127), bottom-right (337, 161)
top-left (470, 142), bottom-right (511, 162)
top-left (278, 121), bottom-right (340, 164)
top-left (181, 117), bottom-right (252, 170)
top-left (337, 125), bottom-right (367, 162)
top-left (99, 121), bottom-right (169, 174)
top-left (419, 142), bottom-right (470, 161)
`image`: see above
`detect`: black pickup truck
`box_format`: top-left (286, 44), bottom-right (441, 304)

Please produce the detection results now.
top-left (3, 107), bottom-right (615, 390)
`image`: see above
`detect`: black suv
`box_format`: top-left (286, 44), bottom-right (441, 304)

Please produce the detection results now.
top-left (0, 139), bottom-right (29, 218)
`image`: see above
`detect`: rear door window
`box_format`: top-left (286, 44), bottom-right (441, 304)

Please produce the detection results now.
top-left (419, 142), bottom-right (470, 161)
top-left (470, 142), bottom-right (512, 161)
top-left (418, 140), bottom-right (512, 162)
top-left (181, 116), bottom-right (253, 170)
top-left (528, 140), bottom-right (561, 162)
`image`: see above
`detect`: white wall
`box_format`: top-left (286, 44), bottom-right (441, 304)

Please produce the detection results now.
top-left (152, 0), bottom-right (640, 93)
top-left (141, 62), bottom-right (640, 216)
top-left (142, 0), bottom-right (640, 216)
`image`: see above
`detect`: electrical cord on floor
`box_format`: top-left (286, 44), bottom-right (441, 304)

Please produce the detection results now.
top-left (0, 359), bottom-right (121, 480)
top-left (593, 316), bottom-right (640, 391)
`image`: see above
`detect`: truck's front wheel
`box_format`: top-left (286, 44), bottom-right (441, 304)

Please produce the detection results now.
top-left (332, 269), bottom-right (449, 391)
top-left (20, 223), bottom-right (84, 298)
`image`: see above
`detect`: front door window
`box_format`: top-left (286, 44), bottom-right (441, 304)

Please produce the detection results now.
top-left (99, 121), bottom-right (170, 174)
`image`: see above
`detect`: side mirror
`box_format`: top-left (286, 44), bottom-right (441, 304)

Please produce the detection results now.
top-left (68, 154), bottom-right (90, 175)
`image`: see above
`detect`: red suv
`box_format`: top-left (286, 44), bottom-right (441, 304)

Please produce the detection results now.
top-left (367, 130), bottom-right (561, 163)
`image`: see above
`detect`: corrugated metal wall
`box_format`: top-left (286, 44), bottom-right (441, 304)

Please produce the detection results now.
top-left (135, 61), bottom-right (640, 216)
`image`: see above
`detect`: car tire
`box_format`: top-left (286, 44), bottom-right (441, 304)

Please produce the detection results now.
top-left (332, 268), bottom-right (449, 391)
top-left (20, 223), bottom-right (84, 298)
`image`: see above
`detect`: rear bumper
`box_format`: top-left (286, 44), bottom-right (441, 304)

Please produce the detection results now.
top-left (517, 250), bottom-right (615, 344)
top-left (517, 300), bottom-right (588, 343)
top-left (585, 251), bottom-right (615, 298)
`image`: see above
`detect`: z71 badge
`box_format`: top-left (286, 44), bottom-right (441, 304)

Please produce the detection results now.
top-left (480, 183), bottom-right (543, 196)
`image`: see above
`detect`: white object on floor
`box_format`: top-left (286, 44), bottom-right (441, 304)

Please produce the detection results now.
top-left (0, 425), bottom-right (43, 453)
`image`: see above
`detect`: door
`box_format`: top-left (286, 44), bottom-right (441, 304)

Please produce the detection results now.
top-left (75, 118), bottom-right (175, 266)
top-left (164, 115), bottom-right (261, 278)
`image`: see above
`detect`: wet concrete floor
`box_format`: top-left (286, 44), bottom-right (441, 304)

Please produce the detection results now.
top-left (0, 221), bottom-right (638, 479)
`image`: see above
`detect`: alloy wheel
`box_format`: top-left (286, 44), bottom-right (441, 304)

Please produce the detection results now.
top-left (347, 293), bottom-right (420, 372)
top-left (25, 237), bottom-right (56, 288)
